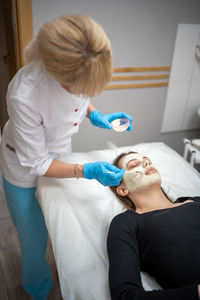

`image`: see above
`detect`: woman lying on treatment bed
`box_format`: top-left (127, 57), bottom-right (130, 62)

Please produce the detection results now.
top-left (107, 151), bottom-right (200, 300)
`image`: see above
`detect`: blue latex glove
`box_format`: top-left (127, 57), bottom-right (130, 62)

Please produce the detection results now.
top-left (83, 161), bottom-right (125, 186)
top-left (90, 110), bottom-right (133, 131)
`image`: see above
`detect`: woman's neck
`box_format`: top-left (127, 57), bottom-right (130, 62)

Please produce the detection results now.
top-left (129, 184), bottom-right (173, 214)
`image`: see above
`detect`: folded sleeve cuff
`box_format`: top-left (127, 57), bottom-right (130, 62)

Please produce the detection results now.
top-left (30, 157), bottom-right (53, 177)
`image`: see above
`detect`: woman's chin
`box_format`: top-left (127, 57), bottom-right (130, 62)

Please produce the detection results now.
top-left (130, 180), bottom-right (161, 194)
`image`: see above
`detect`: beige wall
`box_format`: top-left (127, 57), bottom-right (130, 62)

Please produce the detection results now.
top-left (32, 0), bottom-right (200, 154)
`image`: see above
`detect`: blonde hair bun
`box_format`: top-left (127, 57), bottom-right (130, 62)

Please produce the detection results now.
top-left (24, 15), bottom-right (112, 97)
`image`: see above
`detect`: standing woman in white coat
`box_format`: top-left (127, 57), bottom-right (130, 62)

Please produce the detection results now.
top-left (0, 15), bottom-right (132, 300)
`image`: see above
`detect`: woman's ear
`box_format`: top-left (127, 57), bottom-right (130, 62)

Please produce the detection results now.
top-left (116, 184), bottom-right (129, 197)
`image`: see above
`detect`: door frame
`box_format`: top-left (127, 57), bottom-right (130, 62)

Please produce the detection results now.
top-left (14, 0), bottom-right (33, 68)
top-left (0, 0), bottom-right (33, 130)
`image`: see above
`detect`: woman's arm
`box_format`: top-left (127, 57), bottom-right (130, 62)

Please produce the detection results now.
top-left (107, 212), bottom-right (199, 300)
top-left (44, 159), bottom-right (124, 186)
top-left (44, 160), bottom-right (84, 178)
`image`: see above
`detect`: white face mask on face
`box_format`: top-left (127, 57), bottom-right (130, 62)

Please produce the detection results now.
top-left (122, 153), bottom-right (161, 192)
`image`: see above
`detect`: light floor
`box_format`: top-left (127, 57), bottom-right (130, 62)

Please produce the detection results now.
top-left (0, 176), bottom-right (63, 300)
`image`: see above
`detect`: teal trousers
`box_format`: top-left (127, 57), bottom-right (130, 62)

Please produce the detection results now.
top-left (2, 177), bottom-right (53, 300)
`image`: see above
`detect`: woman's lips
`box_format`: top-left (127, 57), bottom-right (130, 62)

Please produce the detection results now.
top-left (145, 167), bottom-right (157, 175)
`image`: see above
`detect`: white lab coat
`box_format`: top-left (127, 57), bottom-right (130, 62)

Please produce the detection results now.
top-left (0, 61), bottom-right (89, 187)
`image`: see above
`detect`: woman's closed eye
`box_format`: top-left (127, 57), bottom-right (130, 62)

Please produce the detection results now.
top-left (127, 160), bottom-right (140, 170)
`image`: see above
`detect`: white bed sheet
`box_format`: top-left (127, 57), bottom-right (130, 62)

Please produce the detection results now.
top-left (37, 142), bottom-right (200, 300)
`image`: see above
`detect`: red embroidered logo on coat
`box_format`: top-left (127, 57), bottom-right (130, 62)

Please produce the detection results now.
top-left (6, 144), bottom-right (16, 153)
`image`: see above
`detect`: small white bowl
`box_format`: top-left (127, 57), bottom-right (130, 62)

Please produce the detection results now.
top-left (111, 118), bottom-right (130, 132)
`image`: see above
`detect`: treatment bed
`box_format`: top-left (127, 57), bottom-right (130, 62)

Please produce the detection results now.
top-left (37, 142), bottom-right (200, 300)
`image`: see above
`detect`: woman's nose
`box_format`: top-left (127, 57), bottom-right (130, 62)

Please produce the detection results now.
top-left (142, 160), bottom-right (150, 167)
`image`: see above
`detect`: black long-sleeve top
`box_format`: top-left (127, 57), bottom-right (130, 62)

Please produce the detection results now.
top-left (107, 197), bottom-right (200, 300)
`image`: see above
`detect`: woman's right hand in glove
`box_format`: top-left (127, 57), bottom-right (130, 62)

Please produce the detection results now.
top-left (83, 161), bottom-right (124, 186)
